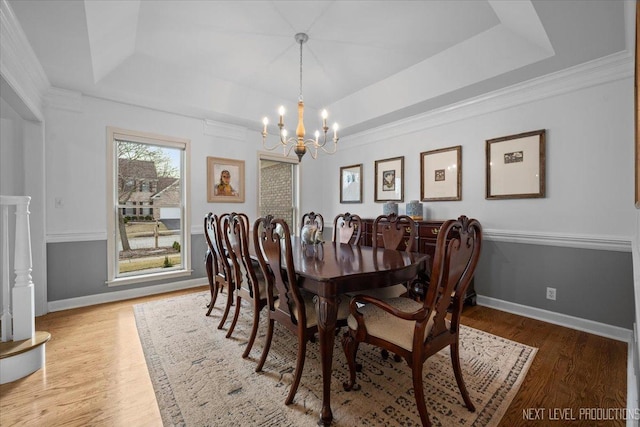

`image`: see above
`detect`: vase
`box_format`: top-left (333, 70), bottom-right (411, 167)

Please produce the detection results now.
top-left (383, 202), bottom-right (398, 215)
top-left (406, 200), bottom-right (423, 220)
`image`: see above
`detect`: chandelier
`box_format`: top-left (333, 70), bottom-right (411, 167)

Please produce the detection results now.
top-left (261, 33), bottom-right (339, 161)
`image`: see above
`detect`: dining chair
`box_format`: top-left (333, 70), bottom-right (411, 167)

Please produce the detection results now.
top-left (222, 212), bottom-right (273, 358)
top-left (205, 212), bottom-right (237, 330)
top-left (253, 215), bottom-right (350, 405)
top-left (332, 212), bottom-right (362, 245)
top-left (204, 212), bottom-right (228, 317)
top-left (342, 216), bottom-right (482, 427)
top-left (300, 211), bottom-right (324, 234)
top-left (356, 213), bottom-right (417, 299)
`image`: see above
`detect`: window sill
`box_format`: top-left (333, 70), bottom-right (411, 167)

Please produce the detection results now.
top-left (107, 269), bottom-right (192, 287)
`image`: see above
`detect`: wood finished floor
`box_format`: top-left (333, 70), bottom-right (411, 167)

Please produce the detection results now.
top-left (0, 286), bottom-right (628, 426)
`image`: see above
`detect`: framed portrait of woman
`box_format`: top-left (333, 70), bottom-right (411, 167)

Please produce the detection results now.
top-left (207, 157), bottom-right (245, 203)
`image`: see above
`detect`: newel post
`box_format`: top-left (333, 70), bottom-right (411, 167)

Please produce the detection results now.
top-left (11, 196), bottom-right (35, 340)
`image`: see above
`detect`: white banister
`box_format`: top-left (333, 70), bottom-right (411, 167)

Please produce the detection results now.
top-left (0, 196), bottom-right (35, 342)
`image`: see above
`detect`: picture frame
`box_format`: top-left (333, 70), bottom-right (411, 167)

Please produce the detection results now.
top-left (374, 156), bottom-right (404, 202)
top-left (340, 164), bottom-right (363, 203)
top-left (485, 129), bottom-right (546, 200)
top-left (207, 156), bottom-right (245, 203)
top-left (420, 145), bottom-right (461, 201)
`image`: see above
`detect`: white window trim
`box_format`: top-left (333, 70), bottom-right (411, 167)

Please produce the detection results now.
top-left (106, 126), bottom-right (191, 286)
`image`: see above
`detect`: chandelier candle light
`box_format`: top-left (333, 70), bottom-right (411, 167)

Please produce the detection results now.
top-left (261, 33), bottom-right (339, 161)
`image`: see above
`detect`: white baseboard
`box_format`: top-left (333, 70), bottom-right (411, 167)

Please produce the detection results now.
top-left (47, 278), bottom-right (206, 312)
top-left (478, 295), bottom-right (637, 425)
top-left (476, 295), bottom-right (633, 343)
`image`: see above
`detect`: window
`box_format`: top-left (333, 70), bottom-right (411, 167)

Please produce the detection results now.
top-left (107, 127), bottom-right (191, 286)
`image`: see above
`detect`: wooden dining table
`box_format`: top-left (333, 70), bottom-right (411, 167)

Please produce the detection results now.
top-left (267, 238), bottom-right (429, 426)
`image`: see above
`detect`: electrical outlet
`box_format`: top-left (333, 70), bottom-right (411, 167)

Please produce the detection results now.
top-left (546, 287), bottom-right (556, 301)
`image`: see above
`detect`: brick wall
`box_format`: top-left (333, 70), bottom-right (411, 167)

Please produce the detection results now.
top-left (260, 162), bottom-right (294, 228)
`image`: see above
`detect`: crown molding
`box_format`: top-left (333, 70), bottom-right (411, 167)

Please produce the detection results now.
top-left (203, 119), bottom-right (247, 141)
top-left (0, 0), bottom-right (49, 121)
top-left (43, 87), bottom-right (83, 113)
top-left (346, 51), bottom-right (634, 147)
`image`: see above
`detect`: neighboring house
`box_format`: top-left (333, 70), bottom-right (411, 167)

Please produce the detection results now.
top-left (151, 179), bottom-right (181, 227)
top-left (118, 158), bottom-right (179, 221)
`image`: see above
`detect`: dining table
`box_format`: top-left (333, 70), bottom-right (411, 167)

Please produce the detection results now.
top-left (259, 238), bottom-right (429, 426)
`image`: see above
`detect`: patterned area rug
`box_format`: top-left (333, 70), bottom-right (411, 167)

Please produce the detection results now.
top-left (134, 291), bottom-right (536, 426)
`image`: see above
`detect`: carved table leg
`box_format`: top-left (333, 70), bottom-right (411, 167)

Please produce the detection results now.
top-left (314, 295), bottom-right (339, 426)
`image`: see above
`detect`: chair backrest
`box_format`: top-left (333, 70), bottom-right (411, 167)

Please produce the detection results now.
top-left (222, 213), bottom-right (254, 296)
top-left (207, 212), bottom-right (232, 281)
top-left (373, 213), bottom-right (416, 251)
top-left (204, 213), bottom-right (221, 276)
top-left (300, 211), bottom-right (324, 234)
top-left (254, 216), bottom-right (304, 325)
top-left (424, 216), bottom-right (482, 341)
top-left (332, 212), bottom-right (362, 244)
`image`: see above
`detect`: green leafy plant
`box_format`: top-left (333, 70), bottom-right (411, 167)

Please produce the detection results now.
top-left (163, 256), bottom-right (173, 268)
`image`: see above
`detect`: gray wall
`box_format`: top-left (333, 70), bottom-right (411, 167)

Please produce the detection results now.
top-left (475, 241), bottom-right (634, 329)
top-left (47, 234), bottom-right (208, 301)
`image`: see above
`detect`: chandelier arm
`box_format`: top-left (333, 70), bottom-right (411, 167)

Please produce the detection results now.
top-left (261, 133), bottom-right (297, 151)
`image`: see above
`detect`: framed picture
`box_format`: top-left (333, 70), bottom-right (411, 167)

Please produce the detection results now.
top-left (374, 156), bottom-right (404, 202)
top-left (485, 129), bottom-right (546, 199)
top-left (340, 164), bottom-right (363, 203)
top-left (420, 145), bottom-right (461, 201)
top-left (207, 156), bottom-right (245, 203)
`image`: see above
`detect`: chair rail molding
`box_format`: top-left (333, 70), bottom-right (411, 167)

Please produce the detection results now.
top-left (484, 228), bottom-right (633, 252)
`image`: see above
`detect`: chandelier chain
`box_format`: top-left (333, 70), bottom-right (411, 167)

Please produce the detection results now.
top-left (299, 37), bottom-right (303, 101)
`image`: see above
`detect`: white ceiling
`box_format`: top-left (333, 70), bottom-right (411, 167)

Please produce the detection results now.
top-left (7, 0), bottom-right (629, 137)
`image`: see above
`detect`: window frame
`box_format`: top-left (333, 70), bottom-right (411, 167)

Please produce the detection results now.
top-left (106, 126), bottom-right (191, 286)
top-left (257, 152), bottom-right (300, 232)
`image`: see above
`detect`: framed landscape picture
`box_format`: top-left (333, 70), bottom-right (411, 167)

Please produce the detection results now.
top-left (207, 156), bottom-right (245, 203)
top-left (485, 130), bottom-right (546, 200)
top-left (340, 164), bottom-right (363, 203)
top-left (374, 156), bottom-right (404, 202)
top-left (420, 145), bottom-right (461, 201)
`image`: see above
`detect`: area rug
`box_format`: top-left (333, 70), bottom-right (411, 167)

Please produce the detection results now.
top-left (134, 291), bottom-right (537, 426)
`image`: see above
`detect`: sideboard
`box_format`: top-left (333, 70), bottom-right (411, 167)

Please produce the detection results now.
top-left (359, 218), bottom-right (477, 306)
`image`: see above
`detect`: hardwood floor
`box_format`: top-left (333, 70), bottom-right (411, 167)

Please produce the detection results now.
top-left (0, 286), bottom-right (628, 426)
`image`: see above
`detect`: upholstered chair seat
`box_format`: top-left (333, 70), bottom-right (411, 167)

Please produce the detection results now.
top-left (347, 297), bottom-right (443, 351)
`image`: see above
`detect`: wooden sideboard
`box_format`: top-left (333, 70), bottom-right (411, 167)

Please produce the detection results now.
top-left (359, 218), bottom-right (477, 306)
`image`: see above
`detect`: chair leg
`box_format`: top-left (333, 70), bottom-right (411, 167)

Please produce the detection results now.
top-left (412, 362), bottom-right (431, 427)
top-left (226, 295), bottom-right (242, 338)
top-left (342, 331), bottom-right (361, 391)
top-left (451, 341), bottom-right (476, 412)
top-left (217, 285), bottom-right (234, 329)
top-left (205, 254), bottom-right (217, 316)
top-left (285, 335), bottom-right (307, 405)
top-left (206, 284), bottom-right (218, 316)
top-left (256, 319), bottom-right (274, 372)
top-left (242, 303), bottom-right (261, 358)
